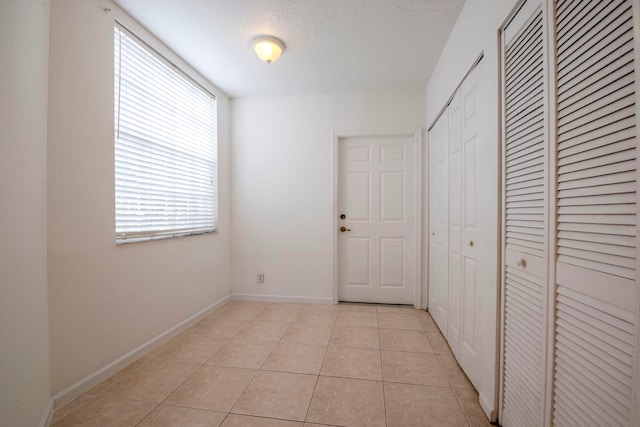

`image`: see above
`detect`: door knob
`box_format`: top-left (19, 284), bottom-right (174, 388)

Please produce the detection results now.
top-left (340, 226), bottom-right (351, 232)
top-left (516, 258), bottom-right (527, 268)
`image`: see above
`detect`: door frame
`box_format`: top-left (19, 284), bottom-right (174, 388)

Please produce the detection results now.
top-left (332, 131), bottom-right (423, 308)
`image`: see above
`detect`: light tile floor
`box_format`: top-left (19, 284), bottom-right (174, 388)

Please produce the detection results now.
top-left (51, 301), bottom-right (492, 427)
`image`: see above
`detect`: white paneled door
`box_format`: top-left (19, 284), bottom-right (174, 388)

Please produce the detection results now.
top-left (338, 135), bottom-right (416, 305)
top-left (428, 57), bottom-right (498, 416)
top-left (457, 58), bottom-right (485, 388)
top-left (428, 114), bottom-right (449, 333)
top-left (447, 90), bottom-right (462, 356)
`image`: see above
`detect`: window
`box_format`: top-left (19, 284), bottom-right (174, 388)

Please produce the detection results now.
top-left (114, 25), bottom-right (217, 244)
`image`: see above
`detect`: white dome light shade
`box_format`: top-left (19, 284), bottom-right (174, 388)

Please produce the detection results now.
top-left (253, 36), bottom-right (285, 64)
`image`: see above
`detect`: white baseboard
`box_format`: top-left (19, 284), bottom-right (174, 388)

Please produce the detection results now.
top-left (39, 397), bottom-right (54, 427)
top-left (52, 294), bottom-right (231, 409)
top-left (231, 293), bottom-right (334, 305)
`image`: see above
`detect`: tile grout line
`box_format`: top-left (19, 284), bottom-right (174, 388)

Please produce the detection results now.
top-left (303, 304), bottom-right (338, 424)
top-left (226, 305), bottom-right (280, 417)
top-left (155, 303), bottom-right (264, 423)
top-left (253, 306), bottom-right (294, 371)
top-left (376, 308), bottom-right (389, 427)
top-left (452, 387), bottom-right (474, 427)
top-left (429, 316), bottom-right (474, 427)
top-left (131, 356), bottom-right (210, 426)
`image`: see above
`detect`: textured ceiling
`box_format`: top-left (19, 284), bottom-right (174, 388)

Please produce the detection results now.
top-left (113, 0), bottom-right (464, 98)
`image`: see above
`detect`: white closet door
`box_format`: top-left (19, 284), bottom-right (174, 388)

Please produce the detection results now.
top-left (458, 59), bottom-right (485, 387)
top-left (448, 90), bottom-right (462, 356)
top-left (428, 111), bottom-right (449, 334)
top-left (553, 0), bottom-right (637, 425)
top-left (501, 1), bottom-right (548, 425)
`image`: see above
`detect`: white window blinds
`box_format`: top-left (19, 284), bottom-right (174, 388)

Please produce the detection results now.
top-left (114, 25), bottom-right (217, 244)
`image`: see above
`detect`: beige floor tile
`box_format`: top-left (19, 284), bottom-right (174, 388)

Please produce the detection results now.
top-left (51, 393), bottom-right (97, 425)
top-left (164, 365), bottom-right (256, 412)
top-left (320, 346), bottom-right (382, 380)
top-left (381, 351), bottom-right (449, 386)
top-left (137, 405), bottom-right (226, 427)
top-left (51, 395), bottom-right (155, 427)
top-left (216, 302), bottom-right (268, 321)
top-left (300, 304), bottom-right (339, 312)
top-left (306, 376), bottom-right (385, 427)
top-left (329, 326), bottom-right (380, 349)
top-left (262, 342), bottom-right (327, 374)
top-left (155, 334), bottom-right (228, 364)
top-left (335, 311), bottom-right (378, 328)
top-left (88, 360), bottom-right (146, 395)
top-left (141, 335), bottom-right (183, 359)
top-left (384, 382), bottom-right (468, 427)
top-left (445, 368), bottom-right (473, 389)
top-left (235, 321), bottom-right (292, 341)
top-left (202, 310), bottom-right (222, 320)
top-left (426, 331), bottom-right (454, 355)
top-left (437, 353), bottom-right (474, 389)
top-left (376, 305), bottom-right (417, 314)
top-left (189, 318), bottom-right (250, 339)
top-left (207, 339), bottom-right (277, 369)
top-left (338, 303), bottom-right (378, 312)
top-left (377, 313), bottom-right (423, 330)
top-left (417, 311), bottom-right (439, 331)
top-left (453, 388), bottom-right (492, 427)
top-left (101, 359), bottom-right (200, 403)
top-left (254, 303), bottom-right (304, 322)
top-left (379, 329), bottom-right (434, 353)
top-left (222, 414), bottom-right (304, 426)
top-left (281, 322), bottom-right (334, 345)
top-left (434, 352), bottom-right (460, 369)
top-left (232, 371), bottom-right (317, 421)
top-left (295, 310), bottom-right (338, 326)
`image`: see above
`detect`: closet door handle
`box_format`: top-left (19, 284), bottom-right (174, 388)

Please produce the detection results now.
top-left (469, 240), bottom-right (474, 247)
top-left (516, 258), bottom-right (527, 269)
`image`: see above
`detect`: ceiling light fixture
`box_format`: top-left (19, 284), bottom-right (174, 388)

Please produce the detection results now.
top-left (253, 36), bottom-right (285, 64)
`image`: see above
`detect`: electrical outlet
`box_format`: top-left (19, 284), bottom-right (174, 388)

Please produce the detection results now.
top-left (257, 273), bottom-right (264, 283)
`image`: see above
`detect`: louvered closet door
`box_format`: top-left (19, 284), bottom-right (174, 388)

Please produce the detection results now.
top-left (428, 112), bottom-right (449, 334)
top-left (553, 0), bottom-right (638, 425)
top-left (501, 1), bottom-right (548, 426)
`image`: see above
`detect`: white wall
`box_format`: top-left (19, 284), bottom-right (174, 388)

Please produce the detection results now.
top-left (427, 0), bottom-right (518, 125)
top-left (47, 0), bottom-right (232, 395)
top-left (231, 89), bottom-right (425, 301)
top-left (0, 1), bottom-right (53, 425)
top-left (425, 0), bottom-right (518, 419)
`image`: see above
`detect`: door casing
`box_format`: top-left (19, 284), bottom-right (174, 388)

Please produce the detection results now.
top-left (332, 131), bottom-right (423, 308)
